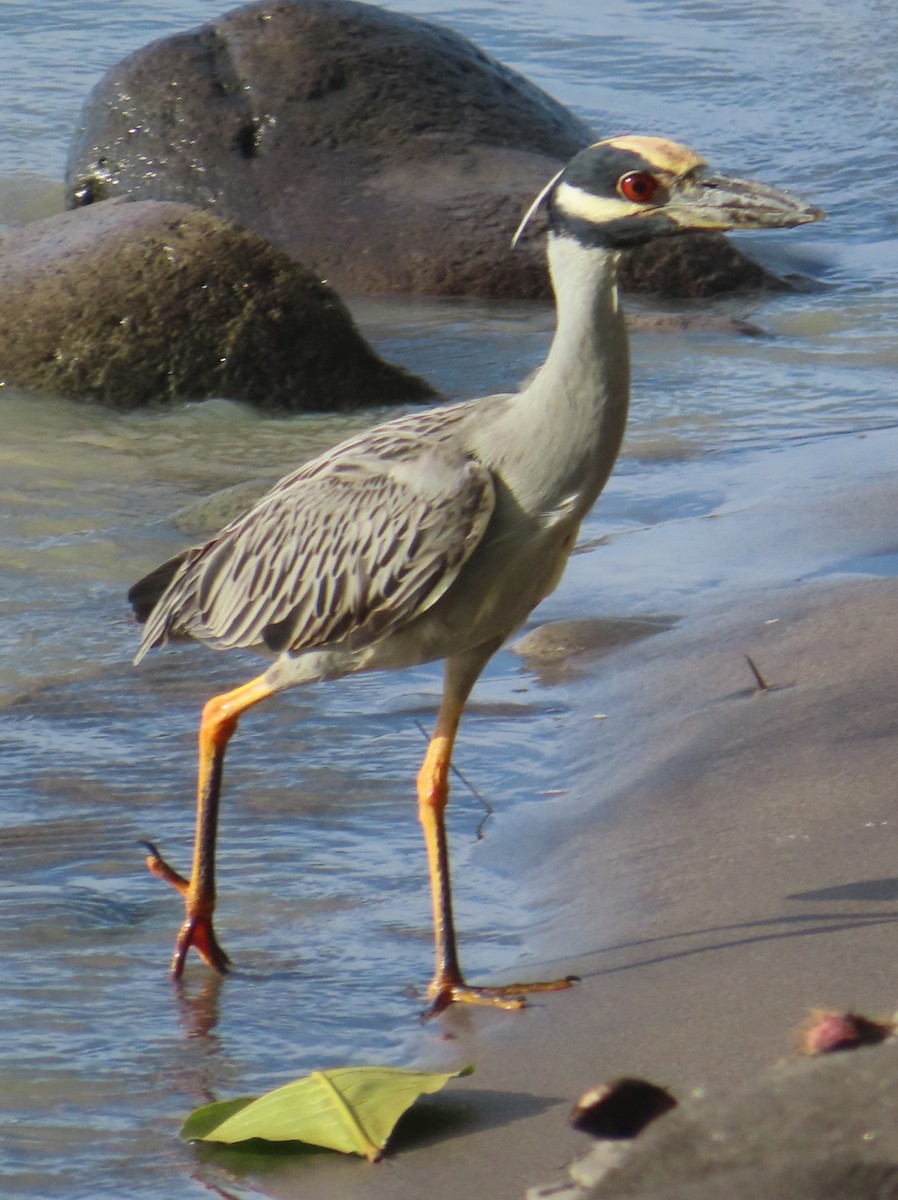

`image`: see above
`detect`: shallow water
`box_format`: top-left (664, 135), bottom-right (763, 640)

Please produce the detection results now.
top-left (0, 1), bottom-right (896, 1197)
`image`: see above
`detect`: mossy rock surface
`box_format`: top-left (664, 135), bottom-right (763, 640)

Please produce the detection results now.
top-left (0, 198), bottom-right (434, 408)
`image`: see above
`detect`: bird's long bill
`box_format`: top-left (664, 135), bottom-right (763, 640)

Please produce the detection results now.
top-left (667, 175), bottom-right (824, 232)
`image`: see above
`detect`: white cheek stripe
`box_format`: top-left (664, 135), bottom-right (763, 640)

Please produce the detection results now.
top-left (553, 181), bottom-right (640, 223)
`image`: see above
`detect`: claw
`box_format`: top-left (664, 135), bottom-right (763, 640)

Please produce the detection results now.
top-left (141, 840), bottom-right (190, 895)
top-left (171, 913), bottom-right (231, 980)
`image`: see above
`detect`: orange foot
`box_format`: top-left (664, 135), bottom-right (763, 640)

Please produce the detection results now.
top-left (423, 973), bottom-right (578, 1019)
top-left (141, 841), bottom-right (232, 979)
top-left (170, 912), bottom-right (231, 979)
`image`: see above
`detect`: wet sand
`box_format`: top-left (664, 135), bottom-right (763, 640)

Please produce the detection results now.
top-left (204, 426), bottom-right (898, 1199)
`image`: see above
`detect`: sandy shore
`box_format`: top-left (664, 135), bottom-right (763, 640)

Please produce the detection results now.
top-left (219, 427), bottom-right (898, 1199)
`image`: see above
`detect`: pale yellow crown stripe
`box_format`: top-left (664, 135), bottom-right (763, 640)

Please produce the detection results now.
top-left (603, 136), bottom-right (705, 174)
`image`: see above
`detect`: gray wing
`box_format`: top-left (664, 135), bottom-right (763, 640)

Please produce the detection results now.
top-left (135, 437), bottom-right (495, 661)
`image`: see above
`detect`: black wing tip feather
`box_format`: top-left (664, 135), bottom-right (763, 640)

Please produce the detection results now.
top-left (128, 551), bottom-right (189, 624)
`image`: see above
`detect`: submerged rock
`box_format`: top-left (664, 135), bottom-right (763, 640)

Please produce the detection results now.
top-left (515, 617), bottom-right (678, 665)
top-left (65, 0), bottom-right (779, 300)
top-left (0, 198), bottom-right (433, 409)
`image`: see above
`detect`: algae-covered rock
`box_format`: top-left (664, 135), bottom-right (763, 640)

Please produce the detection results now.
top-left (0, 198), bottom-right (434, 408)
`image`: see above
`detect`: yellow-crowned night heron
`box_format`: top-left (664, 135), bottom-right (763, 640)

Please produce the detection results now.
top-left (130, 136), bottom-right (822, 1015)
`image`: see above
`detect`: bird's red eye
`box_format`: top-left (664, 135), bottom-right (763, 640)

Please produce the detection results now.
top-left (618, 172), bottom-right (658, 203)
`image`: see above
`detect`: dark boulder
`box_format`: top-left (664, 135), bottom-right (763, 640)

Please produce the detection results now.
top-left (0, 198), bottom-right (433, 409)
top-left (65, 0), bottom-right (777, 300)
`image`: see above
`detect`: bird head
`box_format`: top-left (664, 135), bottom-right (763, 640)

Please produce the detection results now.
top-left (514, 136), bottom-right (824, 249)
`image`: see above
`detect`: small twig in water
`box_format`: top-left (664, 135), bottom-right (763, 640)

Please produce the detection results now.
top-left (745, 654), bottom-right (770, 692)
top-left (744, 654), bottom-right (795, 695)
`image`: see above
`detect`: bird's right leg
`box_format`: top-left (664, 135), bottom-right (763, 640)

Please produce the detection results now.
top-left (144, 674), bottom-right (274, 979)
top-left (419, 645), bottom-right (577, 1016)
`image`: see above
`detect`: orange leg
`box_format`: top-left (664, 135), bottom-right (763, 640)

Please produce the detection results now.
top-left (145, 674), bottom-right (275, 979)
top-left (419, 653), bottom-right (577, 1017)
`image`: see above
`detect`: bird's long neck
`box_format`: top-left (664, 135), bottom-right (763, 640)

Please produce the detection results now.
top-left (507, 232), bottom-right (631, 514)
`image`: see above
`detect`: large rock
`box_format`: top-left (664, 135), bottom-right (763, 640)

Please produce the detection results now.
top-left (0, 198), bottom-right (433, 408)
top-left (65, 0), bottom-right (775, 300)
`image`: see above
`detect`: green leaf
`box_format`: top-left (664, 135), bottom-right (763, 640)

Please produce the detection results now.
top-left (181, 1097), bottom-right (255, 1141)
top-left (182, 1064), bottom-right (474, 1162)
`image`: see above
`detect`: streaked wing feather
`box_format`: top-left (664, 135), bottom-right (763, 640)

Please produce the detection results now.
top-left (136, 432), bottom-right (495, 659)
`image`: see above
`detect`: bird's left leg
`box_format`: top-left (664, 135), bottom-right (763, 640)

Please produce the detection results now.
top-left (144, 673), bottom-right (275, 979)
top-left (420, 646), bottom-right (576, 1017)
